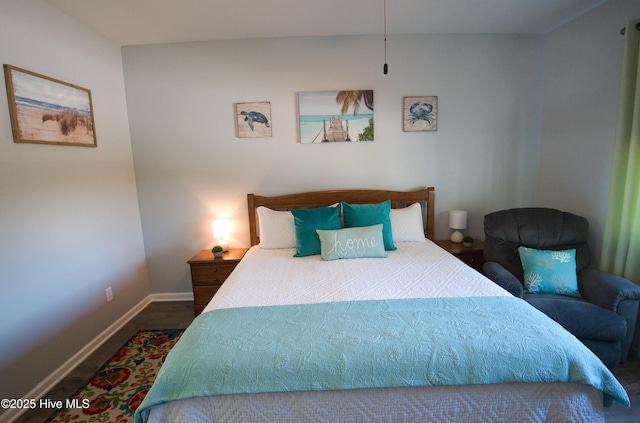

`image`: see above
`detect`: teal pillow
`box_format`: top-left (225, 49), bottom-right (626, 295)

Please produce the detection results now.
top-left (518, 247), bottom-right (580, 297)
top-left (291, 206), bottom-right (341, 257)
top-left (341, 200), bottom-right (396, 251)
top-left (316, 224), bottom-right (386, 261)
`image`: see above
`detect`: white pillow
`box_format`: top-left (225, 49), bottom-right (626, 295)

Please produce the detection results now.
top-left (389, 203), bottom-right (426, 242)
top-left (257, 206), bottom-right (296, 249)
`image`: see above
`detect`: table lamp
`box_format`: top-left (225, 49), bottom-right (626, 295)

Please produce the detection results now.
top-left (449, 210), bottom-right (467, 243)
top-left (212, 219), bottom-right (231, 252)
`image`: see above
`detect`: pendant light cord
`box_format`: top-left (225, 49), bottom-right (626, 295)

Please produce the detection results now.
top-left (383, 0), bottom-right (388, 74)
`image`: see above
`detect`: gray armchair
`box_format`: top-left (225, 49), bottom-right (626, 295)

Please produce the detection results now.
top-left (483, 207), bottom-right (640, 368)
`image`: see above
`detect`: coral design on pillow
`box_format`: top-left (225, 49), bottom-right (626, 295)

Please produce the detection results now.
top-left (518, 247), bottom-right (580, 297)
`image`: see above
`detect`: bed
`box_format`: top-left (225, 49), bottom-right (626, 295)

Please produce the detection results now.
top-left (136, 187), bottom-right (629, 423)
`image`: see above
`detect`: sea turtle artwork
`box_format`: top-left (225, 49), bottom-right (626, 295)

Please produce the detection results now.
top-left (236, 102), bottom-right (272, 138)
top-left (240, 111), bottom-right (270, 131)
top-left (402, 96), bottom-right (438, 132)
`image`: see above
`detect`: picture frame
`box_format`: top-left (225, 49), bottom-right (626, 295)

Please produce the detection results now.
top-left (298, 90), bottom-right (374, 143)
top-left (236, 102), bottom-right (272, 138)
top-left (3, 65), bottom-right (97, 147)
top-left (403, 96), bottom-right (438, 132)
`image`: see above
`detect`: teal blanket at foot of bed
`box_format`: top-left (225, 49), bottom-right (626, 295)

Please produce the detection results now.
top-left (135, 296), bottom-right (629, 423)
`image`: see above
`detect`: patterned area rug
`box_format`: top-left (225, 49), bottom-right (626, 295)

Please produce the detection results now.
top-left (45, 329), bottom-right (183, 423)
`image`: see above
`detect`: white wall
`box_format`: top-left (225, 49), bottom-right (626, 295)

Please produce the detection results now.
top-left (122, 33), bottom-right (544, 293)
top-left (537, 0), bottom-right (640, 263)
top-left (0, 0), bottom-right (149, 400)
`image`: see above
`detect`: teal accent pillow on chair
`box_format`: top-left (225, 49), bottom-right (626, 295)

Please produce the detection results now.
top-left (341, 200), bottom-right (396, 250)
top-left (291, 206), bottom-right (341, 257)
top-left (518, 247), bottom-right (580, 296)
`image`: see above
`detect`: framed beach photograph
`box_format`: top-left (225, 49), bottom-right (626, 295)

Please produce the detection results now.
top-left (298, 90), bottom-right (374, 143)
top-left (3, 65), bottom-right (97, 147)
top-left (403, 96), bottom-right (438, 132)
top-left (236, 102), bottom-right (272, 138)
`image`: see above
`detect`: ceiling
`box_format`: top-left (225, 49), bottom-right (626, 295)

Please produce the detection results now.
top-left (44, 0), bottom-right (607, 46)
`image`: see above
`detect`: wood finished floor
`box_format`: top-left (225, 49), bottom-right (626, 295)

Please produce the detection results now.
top-left (15, 301), bottom-right (640, 422)
top-left (17, 301), bottom-right (194, 423)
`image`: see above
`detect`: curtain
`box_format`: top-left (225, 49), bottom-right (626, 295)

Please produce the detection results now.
top-left (601, 19), bottom-right (640, 355)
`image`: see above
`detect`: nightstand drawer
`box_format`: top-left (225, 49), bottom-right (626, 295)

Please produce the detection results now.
top-left (190, 264), bottom-right (235, 285)
top-left (457, 252), bottom-right (484, 272)
top-left (193, 285), bottom-right (222, 304)
top-left (188, 248), bottom-right (248, 316)
top-left (434, 239), bottom-right (485, 273)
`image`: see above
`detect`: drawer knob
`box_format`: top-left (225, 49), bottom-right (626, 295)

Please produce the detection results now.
top-left (211, 268), bottom-right (217, 273)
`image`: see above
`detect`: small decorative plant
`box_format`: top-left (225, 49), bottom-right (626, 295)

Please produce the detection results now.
top-left (212, 245), bottom-right (224, 258)
top-left (462, 236), bottom-right (474, 248)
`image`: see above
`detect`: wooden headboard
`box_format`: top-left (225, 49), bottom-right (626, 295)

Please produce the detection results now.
top-left (247, 187), bottom-right (435, 246)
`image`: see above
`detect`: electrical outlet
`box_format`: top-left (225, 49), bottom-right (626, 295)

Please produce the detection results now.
top-left (105, 287), bottom-right (113, 302)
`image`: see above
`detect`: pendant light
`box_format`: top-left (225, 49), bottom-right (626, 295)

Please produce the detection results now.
top-left (383, 0), bottom-right (388, 74)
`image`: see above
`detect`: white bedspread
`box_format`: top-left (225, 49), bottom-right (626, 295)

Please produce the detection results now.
top-left (146, 241), bottom-right (613, 422)
top-left (205, 240), bottom-right (508, 313)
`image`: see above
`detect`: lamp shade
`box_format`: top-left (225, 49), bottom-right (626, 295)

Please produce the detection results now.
top-left (449, 210), bottom-right (467, 230)
top-left (212, 219), bottom-right (231, 239)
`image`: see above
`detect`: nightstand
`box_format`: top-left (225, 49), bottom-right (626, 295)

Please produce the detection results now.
top-left (188, 248), bottom-right (248, 316)
top-left (434, 239), bottom-right (485, 273)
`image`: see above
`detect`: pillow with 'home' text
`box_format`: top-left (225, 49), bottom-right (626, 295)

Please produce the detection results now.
top-left (316, 224), bottom-right (386, 261)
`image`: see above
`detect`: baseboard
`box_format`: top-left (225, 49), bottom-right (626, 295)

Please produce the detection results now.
top-left (150, 291), bottom-right (194, 302)
top-left (2, 292), bottom-right (193, 423)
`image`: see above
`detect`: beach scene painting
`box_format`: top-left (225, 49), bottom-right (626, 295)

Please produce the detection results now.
top-left (3, 65), bottom-right (96, 147)
top-left (403, 96), bottom-right (438, 132)
top-left (236, 102), bottom-right (272, 138)
top-left (298, 90), bottom-right (374, 143)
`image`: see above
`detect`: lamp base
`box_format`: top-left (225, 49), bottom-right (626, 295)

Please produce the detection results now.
top-left (450, 230), bottom-right (463, 243)
top-left (216, 238), bottom-right (229, 252)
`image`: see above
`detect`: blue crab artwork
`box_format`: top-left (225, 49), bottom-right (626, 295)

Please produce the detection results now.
top-left (407, 102), bottom-right (435, 126)
top-left (240, 111), bottom-right (270, 131)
